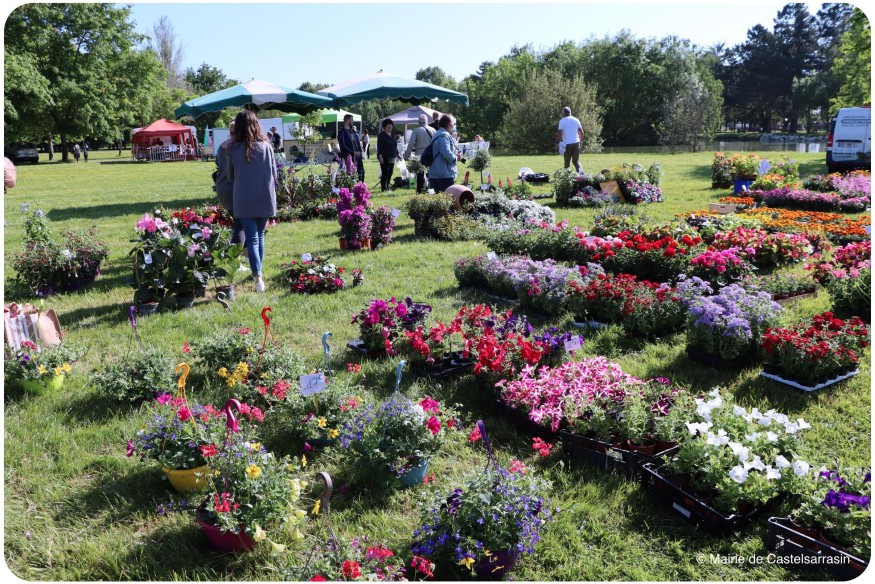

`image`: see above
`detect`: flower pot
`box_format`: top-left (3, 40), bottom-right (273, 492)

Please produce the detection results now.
top-left (398, 459), bottom-right (429, 488)
top-left (216, 285), bottom-right (235, 302)
top-left (733, 178), bottom-right (754, 194)
top-left (136, 302), bottom-right (160, 316)
top-left (195, 286), bottom-right (207, 298)
top-left (339, 238), bottom-right (371, 251)
top-left (21, 374), bottom-right (65, 395)
top-left (175, 295), bottom-right (196, 309)
top-left (339, 238), bottom-right (348, 251)
top-left (473, 550), bottom-right (520, 580)
top-left (162, 465), bottom-right (211, 493)
top-left (625, 439), bottom-right (656, 457)
top-left (195, 519), bottom-right (255, 554)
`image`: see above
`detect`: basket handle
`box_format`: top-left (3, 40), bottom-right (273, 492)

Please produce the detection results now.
top-left (316, 471), bottom-right (336, 540)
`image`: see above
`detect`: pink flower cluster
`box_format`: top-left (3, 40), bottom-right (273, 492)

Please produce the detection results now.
top-left (690, 248), bottom-right (745, 274)
top-left (496, 358), bottom-right (642, 432)
top-left (135, 213), bottom-right (168, 234)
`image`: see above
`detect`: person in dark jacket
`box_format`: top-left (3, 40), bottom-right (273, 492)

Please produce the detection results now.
top-left (337, 114), bottom-right (364, 181)
top-left (377, 118), bottom-right (398, 192)
top-left (214, 121), bottom-right (245, 246)
top-left (228, 110), bottom-right (277, 293)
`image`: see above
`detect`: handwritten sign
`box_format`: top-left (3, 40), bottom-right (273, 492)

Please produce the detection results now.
top-left (564, 335), bottom-right (582, 353)
top-left (599, 180), bottom-right (624, 203)
top-left (302, 253), bottom-right (312, 262)
top-left (391, 208), bottom-right (401, 218)
top-left (486, 251), bottom-right (497, 261)
top-left (300, 372), bottom-right (326, 396)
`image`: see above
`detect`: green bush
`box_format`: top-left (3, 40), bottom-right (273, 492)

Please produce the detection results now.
top-left (827, 269), bottom-right (871, 321)
top-left (92, 347), bottom-right (174, 403)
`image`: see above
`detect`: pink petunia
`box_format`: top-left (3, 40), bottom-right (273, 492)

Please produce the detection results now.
top-left (425, 416), bottom-right (441, 435)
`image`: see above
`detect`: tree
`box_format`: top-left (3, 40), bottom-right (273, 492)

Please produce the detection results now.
top-left (657, 67), bottom-right (722, 149)
top-left (4, 3), bottom-right (165, 159)
top-left (496, 68), bottom-right (602, 154)
top-left (298, 81), bottom-right (330, 94)
top-left (147, 15), bottom-right (185, 89)
top-left (830, 7), bottom-right (871, 113)
top-left (415, 66), bottom-right (457, 90)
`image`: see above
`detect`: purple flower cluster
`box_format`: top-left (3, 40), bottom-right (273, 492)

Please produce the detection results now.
top-left (819, 470), bottom-right (871, 512)
top-left (337, 183), bottom-right (374, 248)
top-left (758, 187), bottom-right (870, 213)
top-left (624, 180), bottom-right (663, 204)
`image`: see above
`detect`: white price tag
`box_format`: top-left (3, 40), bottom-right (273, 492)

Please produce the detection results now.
top-left (480, 184), bottom-right (489, 191)
top-left (391, 208), bottom-right (401, 218)
top-left (564, 335), bottom-right (582, 352)
top-left (866, 226), bottom-right (871, 235)
top-left (302, 253), bottom-right (312, 262)
top-left (300, 372), bottom-right (326, 396)
top-left (144, 253), bottom-right (153, 265)
top-left (331, 187), bottom-right (340, 194)
top-left (486, 251), bottom-right (497, 261)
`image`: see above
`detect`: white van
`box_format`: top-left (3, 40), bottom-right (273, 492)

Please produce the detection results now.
top-left (826, 106), bottom-right (871, 172)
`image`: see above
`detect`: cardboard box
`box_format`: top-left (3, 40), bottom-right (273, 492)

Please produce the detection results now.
top-left (708, 203), bottom-right (737, 214)
top-left (599, 180), bottom-right (624, 203)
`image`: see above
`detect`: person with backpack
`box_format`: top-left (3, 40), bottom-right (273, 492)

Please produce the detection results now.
top-left (82, 141), bottom-right (89, 162)
top-left (427, 114), bottom-right (460, 193)
top-left (404, 114), bottom-right (435, 193)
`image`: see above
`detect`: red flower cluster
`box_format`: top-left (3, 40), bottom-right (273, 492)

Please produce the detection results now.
top-left (762, 312), bottom-right (869, 384)
top-left (200, 443), bottom-right (218, 457)
top-left (411, 556), bottom-right (435, 579)
top-left (532, 437), bottom-right (553, 457)
top-left (341, 560), bottom-right (362, 579)
top-left (213, 492), bottom-right (239, 513)
top-left (347, 362), bottom-right (362, 373)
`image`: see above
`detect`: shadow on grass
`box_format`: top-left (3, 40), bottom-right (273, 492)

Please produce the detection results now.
top-left (46, 198), bottom-right (208, 222)
top-left (59, 300), bottom-right (134, 331)
top-left (62, 385), bottom-right (139, 423)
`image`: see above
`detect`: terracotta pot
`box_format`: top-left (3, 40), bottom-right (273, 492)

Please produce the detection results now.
top-left (196, 519), bottom-right (255, 553)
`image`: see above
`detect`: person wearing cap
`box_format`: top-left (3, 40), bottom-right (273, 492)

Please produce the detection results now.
top-left (556, 106), bottom-right (584, 173)
top-left (404, 114), bottom-right (436, 194)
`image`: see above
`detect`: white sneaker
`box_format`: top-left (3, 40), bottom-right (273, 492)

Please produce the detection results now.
top-left (255, 280), bottom-right (266, 293)
top-left (237, 263), bottom-right (250, 272)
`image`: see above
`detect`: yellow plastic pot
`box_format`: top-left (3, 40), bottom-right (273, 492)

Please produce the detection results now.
top-left (21, 374), bottom-right (65, 395)
top-left (162, 464), bottom-right (211, 493)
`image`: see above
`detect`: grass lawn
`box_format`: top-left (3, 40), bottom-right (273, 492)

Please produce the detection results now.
top-left (3, 148), bottom-right (869, 580)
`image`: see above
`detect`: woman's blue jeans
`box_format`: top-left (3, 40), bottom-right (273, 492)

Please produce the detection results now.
top-left (239, 217), bottom-right (268, 276)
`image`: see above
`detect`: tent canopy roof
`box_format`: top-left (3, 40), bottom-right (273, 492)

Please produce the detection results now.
top-left (282, 109), bottom-right (361, 124)
top-left (318, 71), bottom-right (468, 106)
top-left (385, 105), bottom-right (442, 126)
top-left (131, 119), bottom-right (194, 145)
top-left (175, 79), bottom-right (334, 117)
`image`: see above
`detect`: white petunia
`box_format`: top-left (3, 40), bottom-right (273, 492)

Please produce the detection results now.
top-left (765, 431), bottom-right (779, 443)
top-left (784, 422), bottom-right (799, 434)
top-left (728, 442), bottom-right (750, 462)
top-left (729, 465), bottom-right (749, 484)
top-left (765, 466), bottom-right (782, 480)
top-left (744, 433), bottom-right (761, 442)
top-left (748, 455), bottom-right (766, 471)
top-left (733, 405), bottom-right (747, 416)
top-left (793, 460), bottom-right (811, 476)
top-left (61, 249), bottom-right (73, 259)
top-left (686, 421), bottom-right (712, 436)
top-left (797, 419), bottom-right (811, 430)
top-left (775, 455), bottom-right (791, 469)
top-left (757, 416), bottom-right (773, 427)
top-left (708, 388), bottom-right (721, 399)
top-left (771, 412), bottom-right (789, 424)
top-left (695, 403), bottom-right (714, 421)
top-left (749, 407), bottom-right (763, 420)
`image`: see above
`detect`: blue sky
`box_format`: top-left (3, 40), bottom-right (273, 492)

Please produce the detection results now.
top-left (126, 0), bottom-right (828, 89)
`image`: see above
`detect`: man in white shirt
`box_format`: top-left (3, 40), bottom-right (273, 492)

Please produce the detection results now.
top-left (556, 106), bottom-right (584, 173)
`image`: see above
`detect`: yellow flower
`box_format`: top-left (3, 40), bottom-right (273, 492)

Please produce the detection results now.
top-left (311, 499), bottom-right (321, 515)
top-left (54, 367), bottom-right (63, 376)
top-left (301, 454), bottom-right (307, 467)
top-left (62, 363), bottom-right (71, 373)
top-left (37, 365), bottom-right (47, 375)
top-left (249, 442), bottom-right (261, 452)
top-left (269, 540), bottom-right (286, 554)
top-left (327, 429), bottom-right (339, 439)
top-left (459, 557), bottom-right (475, 570)
top-left (317, 417), bottom-right (327, 428)
top-left (294, 509), bottom-right (307, 519)
top-left (217, 367), bottom-right (229, 378)
top-left (245, 464), bottom-right (262, 479)
top-left (253, 525), bottom-right (267, 542)
top-left (247, 346), bottom-right (254, 353)
top-left (484, 550), bottom-right (492, 557)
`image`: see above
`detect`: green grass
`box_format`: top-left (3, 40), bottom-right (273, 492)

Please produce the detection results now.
top-left (3, 149), bottom-right (869, 580)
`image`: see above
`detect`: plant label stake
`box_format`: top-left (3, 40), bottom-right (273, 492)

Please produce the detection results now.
top-left (302, 253), bottom-right (312, 262)
top-left (394, 360), bottom-right (406, 394)
top-left (128, 306), bottom-right (147, 355)
top-left (216, 292), bottom-right (230, 310)
top-left (391, 208), bottom-right (401, 218)
top-left (476, 419), bottom-right (497, 471)
top-left (300, 372), bottom-right (326, 396)
top-left (486, 251), bottom-right (497, 261)
top-left (322, 331), bottom-right (332, 376)
top-left (564, 335), bottom-right (582, 353)
top-left (302, 471), bottom-right (337, 572)
top-left (222, 399), bottom-right (242, 490)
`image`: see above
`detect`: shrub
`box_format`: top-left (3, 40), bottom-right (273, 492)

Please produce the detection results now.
top-left (92, 347), bottom-right (175, 403)
top-left (827, 268), bottom-right (871, 320)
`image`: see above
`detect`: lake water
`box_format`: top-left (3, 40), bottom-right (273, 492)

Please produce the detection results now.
top-left (600, 140), bottom-right (825, 154)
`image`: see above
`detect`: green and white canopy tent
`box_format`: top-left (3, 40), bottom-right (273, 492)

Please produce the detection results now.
top-left (175, 79), bottom-right (334, 118)
top-left (282, 109), bottom-right (362, 138)
top-left (318, 71), bottom-right (468, 108)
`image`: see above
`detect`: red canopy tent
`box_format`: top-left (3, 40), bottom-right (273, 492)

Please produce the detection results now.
top-left (131, 118), bottom-right (197, 161)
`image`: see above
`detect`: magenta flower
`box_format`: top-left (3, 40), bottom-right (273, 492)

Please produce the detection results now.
top-left (126, 440), bottom-right (135, 457)
top-left (156, 392), bottom-right (172, 405)
top-left (425, 416), bottom-right (441, 435)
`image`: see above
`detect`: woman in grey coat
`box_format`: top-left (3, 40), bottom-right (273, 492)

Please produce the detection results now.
top-left (228, 110), bottom-right (277, 292)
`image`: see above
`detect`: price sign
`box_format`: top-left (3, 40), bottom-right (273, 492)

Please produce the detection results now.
top-left (564, 335), bottom-right (582, 353)
top-left (866, 226), bottom-right (871, 235)
top-left (331, 187), bottom-right (340, 194)
top-left (480, 184), bottom-right (489, 190)
top-left (302, 253), bottom-right (312, 262)
top-left (300, 372), bottom-right (326, 395)
top-left (486, 251), bottom-right (497, 261)
top-left (144, 253), bottom-right (153, 265)
top-left (391, 208), bottom-right (401, 218)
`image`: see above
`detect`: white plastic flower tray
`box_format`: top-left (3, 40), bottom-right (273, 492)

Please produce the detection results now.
top-left (759, 369), bottom-right (860, 392)
top-left (572, 320), bottom-right (610, 329)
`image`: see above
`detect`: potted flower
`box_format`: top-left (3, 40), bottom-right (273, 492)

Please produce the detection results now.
top-left (826, 268), bottom-right (871, 321)
top-left (129, 211), bottom-right (176, 313)
top-left (406, 194), bottom-right (454, 237)
top-left (761, 312), bottom-right (869, 389)
top-left (650, 389), bottom-right (812, 530)
top-left (411, 452), bottom-right (553, 579)
top-left (350, 298), bottom-right (432, 357)
top-left (774, 468), bottom-right (871, 571)
top-left (279, 256), bottom-right (351, 295)
top-left (126, 393), bottom-right (248, 493)
top-left (194, 441), bottom-right (309, 553)
top-left (743, 272), bottom-right (817, 303)
top-left (92, 346), bottom-right (174, 404)
top-left (684, 284), bottom-right (782, 367)
top-left (286, 534), bottom-right (412, 581)
top-left (341, 393), bottom-right (455, 488)
top-left (210, 227), bottom-right (244, 302)
top-left (729, 153), bottom-right (761, 191)
top-left (336, 183), bottom-right (373, 250)
top-left (369, 205), bottom-right (396, 249)
top-left (4, 341), bottom-right (79, 394)
top-left (689, 248), bottom-right (754, 288)
top-left (193, 324), bottom-right (303, 387)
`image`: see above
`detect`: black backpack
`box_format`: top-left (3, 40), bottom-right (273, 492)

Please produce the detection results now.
top-left (419, 131), bottom-right (442, 167)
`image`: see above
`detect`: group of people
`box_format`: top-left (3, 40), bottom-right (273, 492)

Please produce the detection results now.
top-left (72, 141), bottom-right (88, 162)
top-left (265, 127), bottom-right (283, 153)
top-left (214, 110), bottom-right (277, 293)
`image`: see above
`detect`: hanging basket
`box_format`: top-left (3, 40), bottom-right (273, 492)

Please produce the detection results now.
top-left (21, 374), bottom-right (65, 395)
top-left (163, 465), bottom-right (212, 493)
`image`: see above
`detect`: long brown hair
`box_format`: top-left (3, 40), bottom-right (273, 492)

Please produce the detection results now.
top-left (232, 110), bottom-right (267, 162)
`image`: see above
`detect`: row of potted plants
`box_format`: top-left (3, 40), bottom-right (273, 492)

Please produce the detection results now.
top-left (751, 187), bottom-right (869, 213)
top-left (4, 340), bottom-right (79, 394)
top-left (334, 183), bottom-right (396, 251)
top-left (278, 256), bottom-right (363, 294)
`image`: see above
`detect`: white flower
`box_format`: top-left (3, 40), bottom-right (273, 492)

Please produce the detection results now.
top-left (784, 422), bottom-right (799, 434)
top-left (757, 416), bottom-right (773, 427)
top-left (729, 465), bottom-right (749, 484)
top-left (412, 404), bottom-right (426, 421)
top-left (797, 418), bottom-right (811, 430)
top-left (744, 432), bottom-right (761, 442)
top-left (765, 431), bottom-right (779, 443)
top-left (728, 442), bottom-right (750, 462)
top-left (686, 421), bottom-right (712, 436)
top-left (771, 412), bottom-right (789, 424)
top-left (61, 249), bottom-right (73, 259)
top-left (733, 405), bottom-right (747, 416)
top-left (765, 466), bottom-right (782, 480)
top-left (705, 430), bottom-right (729, 446)
top-left (775, 455), bottom-right (791, 469)
top-left (746, 455), bottom-right (766, 471)
top-left (793, 460), bottom-right (811, 477)
top-left (749, 407), bottom-right (763, 420)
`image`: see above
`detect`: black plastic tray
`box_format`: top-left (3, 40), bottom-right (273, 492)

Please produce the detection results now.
top-left (641, 462), bottom-right (772, 534)
top-left (346, 339), bottom-right (385, 358)
top-left (495, 400), bottom-right (560, 441)
top-left (424, 351), bottom-right (474, 380)
top-left (765, 516), bottom-right (868, 580)
top-left (559, 431), bottom-right (678, 480)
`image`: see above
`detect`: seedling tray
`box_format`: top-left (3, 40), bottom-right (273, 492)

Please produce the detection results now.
top-left (495, 400), bottom-right (560, 441)
top-left (641, 462), bottom-right (771, 534)
top-left (559, 431), bottom-right (678, 480)
top-left (424, 351), bottom-right (474, 380)
top-left (765, 516), bottom-right (867, 579)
